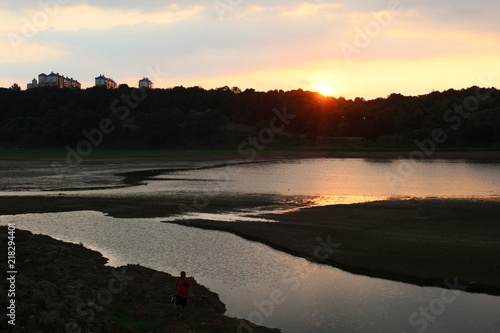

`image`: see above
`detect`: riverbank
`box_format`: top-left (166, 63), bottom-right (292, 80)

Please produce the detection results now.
top-left (0, 227), bottom-right (280, 333)
top-left (1, 147), bottom-right (500, 160)
top-left (165, 198), bottom-right (500, 296)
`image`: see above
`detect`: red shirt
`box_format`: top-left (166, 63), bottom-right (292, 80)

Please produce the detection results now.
top-left (175, 277), bottom-right (192, 298)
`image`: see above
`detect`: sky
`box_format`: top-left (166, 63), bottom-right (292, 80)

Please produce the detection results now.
top-left (1, 0), bottom-right (499, 99)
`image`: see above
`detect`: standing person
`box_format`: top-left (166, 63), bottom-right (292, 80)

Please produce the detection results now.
top-left (173, 271), bottom-right (192, 319)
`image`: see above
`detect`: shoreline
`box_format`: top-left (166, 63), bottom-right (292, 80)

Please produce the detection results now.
top-left (1, 148), bottom-right (500, 161)
top-left (0, 227), bottom-right (280, 333)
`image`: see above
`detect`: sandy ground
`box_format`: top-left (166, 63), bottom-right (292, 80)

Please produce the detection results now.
top-left (1, 152), bottom-right (500, 297)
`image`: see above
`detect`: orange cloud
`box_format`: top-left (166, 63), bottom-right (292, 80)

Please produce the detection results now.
top-left (281, 2), bottom-right (343, 16)
top-left (0, 37), bottom-right (69, 63)
top-left (1, 4), bottom-right (204, 33)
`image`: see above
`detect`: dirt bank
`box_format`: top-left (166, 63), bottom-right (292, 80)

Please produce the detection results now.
top-left (0, 227), bottom-right (279, 333)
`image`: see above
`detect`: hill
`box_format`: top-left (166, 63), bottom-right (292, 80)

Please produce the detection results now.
top-left (0, 85), bottom-right (499, 150)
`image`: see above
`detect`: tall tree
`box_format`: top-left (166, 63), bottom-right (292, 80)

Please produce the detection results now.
top-left (10, 83), bottom-right (21, 92)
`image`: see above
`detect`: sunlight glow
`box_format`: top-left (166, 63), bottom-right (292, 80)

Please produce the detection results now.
top-left (316, 81), bottom-right (334, 96)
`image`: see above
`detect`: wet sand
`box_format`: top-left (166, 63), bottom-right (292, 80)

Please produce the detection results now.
top-left (1, 152), bottom-right (500, 297)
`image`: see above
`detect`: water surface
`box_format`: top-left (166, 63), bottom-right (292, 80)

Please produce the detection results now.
top-left (2, 158), bottom-right (500, 332)
top-left (2, 211), bottom-right (499, 333)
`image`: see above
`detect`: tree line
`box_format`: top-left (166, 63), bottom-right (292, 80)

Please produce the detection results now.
top-left (0, 84), bottom-right (499, 149)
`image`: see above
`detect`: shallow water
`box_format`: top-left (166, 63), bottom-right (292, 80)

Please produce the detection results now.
top-left (40, 158), bottom-right (500, 221)
top-left (2, 211), bottom-right (500, 333)
top-left (153, 158), bottom-right (500, 197)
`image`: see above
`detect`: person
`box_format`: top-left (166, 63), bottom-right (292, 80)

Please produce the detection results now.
top-left (173, 271), bottom-right (192, 319)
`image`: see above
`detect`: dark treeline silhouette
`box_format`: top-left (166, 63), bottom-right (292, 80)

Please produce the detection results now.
top-left (1, 84), bottom-right (499, 149)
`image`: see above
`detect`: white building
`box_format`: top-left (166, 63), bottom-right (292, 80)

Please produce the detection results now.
top-left (27, 72), bottom-right (81, 89)
top-left (95, 75), bottom-right (117, 89)
top-left (139, 77), bottom-right (153, 89)
top-left (27, 78), bottom-right (38, 90)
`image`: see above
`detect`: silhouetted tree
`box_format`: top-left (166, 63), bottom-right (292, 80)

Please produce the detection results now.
top-left (10, 83), bottom-right (21, 92)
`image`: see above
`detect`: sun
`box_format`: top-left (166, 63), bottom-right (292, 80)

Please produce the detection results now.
top-left (316, 81), bottom-right (334, 96)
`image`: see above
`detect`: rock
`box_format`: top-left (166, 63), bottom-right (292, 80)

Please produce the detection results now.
top-left (18, 275), bottom-right (35, 288)
top-left (27, 314), bottom-right (38, 328)
top-left (36, 280), bottom-right (54, 290)
top-left (16, 289), bottom-right (30, 301)
top-left (39, 310), bottom-right (59, 326)
top-left (47, 301), bottom-right (64, 311)
top-left (31, 289), bottom-right (46, 306)
top-left (17, 301), bottom-right (33, 315)
top-left (63, 295), bottom-right (81, 308)
top-left (38, 280), bottom-right (59, 300)
top-left (0, 286), bottom-right (5, 303)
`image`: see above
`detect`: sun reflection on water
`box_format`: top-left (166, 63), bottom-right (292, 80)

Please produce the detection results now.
top-left (163, 195), bottom-right (391, 223)
top-left (282, 195), bottom-right (391, 208)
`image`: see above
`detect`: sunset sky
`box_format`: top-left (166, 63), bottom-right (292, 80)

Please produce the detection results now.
top-left (1, 0), bottom-right (499, 99)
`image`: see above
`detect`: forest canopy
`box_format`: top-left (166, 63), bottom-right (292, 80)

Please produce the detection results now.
top-left (0, 85), bottom-right (499, 149)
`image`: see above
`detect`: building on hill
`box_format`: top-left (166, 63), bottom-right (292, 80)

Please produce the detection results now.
top-left (95, 75), bottom-right (117, 89)
top-left (27, 72), bottom-right (81, 89)
top-left (139, 77), bottom-right (153, 89)
top-left (27, 78), bottom-right (38, 90)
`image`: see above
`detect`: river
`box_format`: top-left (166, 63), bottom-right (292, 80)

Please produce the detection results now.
top-left (1, 158), bottom-right (500, 332)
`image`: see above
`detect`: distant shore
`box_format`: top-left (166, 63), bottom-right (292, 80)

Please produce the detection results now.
top-left (1, 147), bottom-right (500, 161)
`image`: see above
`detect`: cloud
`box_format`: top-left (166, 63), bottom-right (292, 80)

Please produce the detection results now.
top-left (281, 2), bottom-right (343, 16)
top-left (296, 79), bottom-right (312, 86)
top-left (343, 0), bottom-right (500, 32)
top-left (0, 36), bottom-right (69, 63)
top-left (26, 4), bottom-right (345, 76)
top-left (0, 0), bottom-right (187, 12)
top-left (0, 4), bottom-right (204, 33)
top-left (53, 4), bottom-right (204, 31)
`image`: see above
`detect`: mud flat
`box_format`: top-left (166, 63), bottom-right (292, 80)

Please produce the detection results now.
top-left (165, 198), bottom-right (500, 296)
